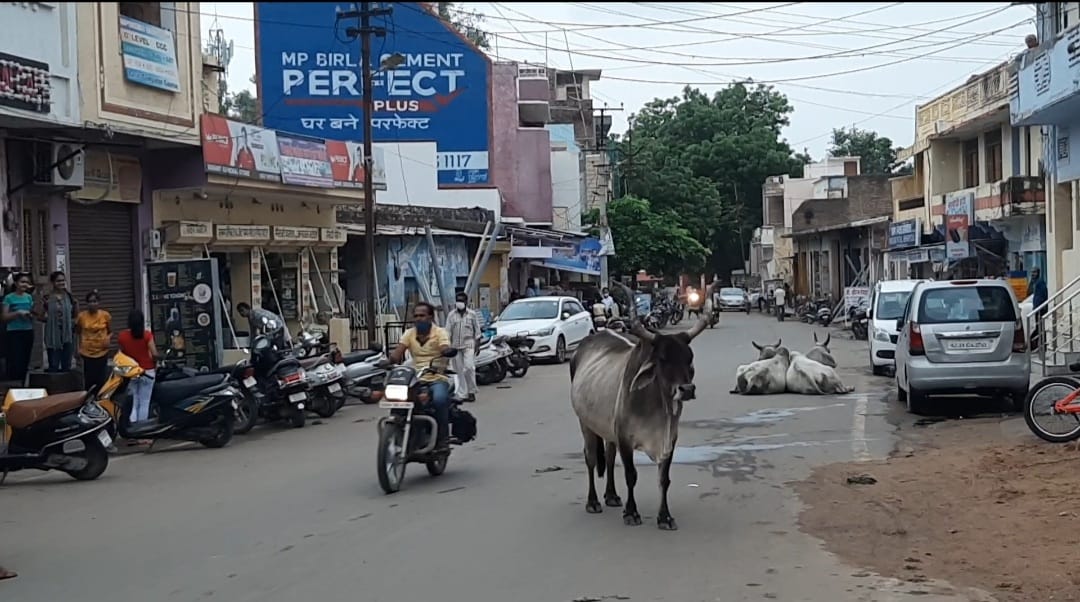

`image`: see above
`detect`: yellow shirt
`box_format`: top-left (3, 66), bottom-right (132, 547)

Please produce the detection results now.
top-left (77, 309), bottom-right (112, 358)
top-left (399, 325), bottom-right (451, 382)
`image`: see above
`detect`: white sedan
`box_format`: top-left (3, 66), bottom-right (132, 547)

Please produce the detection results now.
top-left (488, 296), bottom-right (594, 363)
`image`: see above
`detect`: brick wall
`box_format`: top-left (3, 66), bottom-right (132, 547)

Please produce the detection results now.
top-left (791, 175), bottom-right (891, 233)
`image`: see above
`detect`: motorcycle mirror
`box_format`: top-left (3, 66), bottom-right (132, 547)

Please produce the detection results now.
top-left (443, 348), bottom-right (459, 358)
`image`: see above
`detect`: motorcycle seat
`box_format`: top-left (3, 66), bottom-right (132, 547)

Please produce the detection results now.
top-left (153, 374), bottom-right (230, 407)
top-left (299, 356), bottom-right (330, 370)
top-left (341, 350), bottom-right (380, 365)
top-left (5, 391), bottom-right (87, 429)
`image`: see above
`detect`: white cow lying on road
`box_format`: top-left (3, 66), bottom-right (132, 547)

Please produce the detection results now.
top-left (786, 350), bottom-right (854, 395)
top-left (730, 347), bottom-right (791, 395)
top-left (731, 343), bottom-right (854, 396)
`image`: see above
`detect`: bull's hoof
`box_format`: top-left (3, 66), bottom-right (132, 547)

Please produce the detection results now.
top-left (657, 515), bottom-right (678, 531)
top-left (728, 389), bottom-right (739, 394)
top-left (586, 500), bottom-right (603, 514)
top-left (604, 494), bottom-right (623, 507)
top-left (623, 511), bottom-right (642, 526)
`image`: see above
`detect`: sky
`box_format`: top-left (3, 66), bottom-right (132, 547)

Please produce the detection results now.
top-left (200, 1), bottom-right (1037, 158)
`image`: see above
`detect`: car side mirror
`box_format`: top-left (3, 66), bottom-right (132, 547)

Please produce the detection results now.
top-left (896, 319), bottom-right (904, 331)
top-left (866, 310), bottom-right (872, 319)
top-left (562, 312), bottom-right (571, 320)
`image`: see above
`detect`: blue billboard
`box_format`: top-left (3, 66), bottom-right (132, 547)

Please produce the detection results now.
top-left (254, 2), bottom-right (492, 186)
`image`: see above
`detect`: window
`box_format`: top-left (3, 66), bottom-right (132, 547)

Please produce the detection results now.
top-left (918, 286), bottom-right (1017, 324)
top-left (564, 300), bottom-right (585, 315)
top-left (898, 198), bottom-right (925, 211)
top-left (962, 138), bottom-right (979, 188)
top-left (501, 300), bottom-right (559, 320)
top-left (985, 129), bottom-right (1003, 182)
top-left (875, 291), bottom-right (912, 321)
top-left (118, 2), bottom-right (175, 32)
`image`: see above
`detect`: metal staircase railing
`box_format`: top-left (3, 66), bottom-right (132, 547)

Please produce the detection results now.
top-left (1027, 273), bottom-right (1080, 377)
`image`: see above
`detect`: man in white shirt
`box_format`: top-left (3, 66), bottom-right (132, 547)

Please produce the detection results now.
top-left (445, 292), bottom-right (482, 402)
top-left (773, 286), bottom-right (787, 321)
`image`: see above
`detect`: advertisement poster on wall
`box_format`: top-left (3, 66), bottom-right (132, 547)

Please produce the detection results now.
top-left (200, 114), bottom-right (281, 182)
top-left (276, 133), bottom-right (334, 187)
top-left (325, 141), bottom-right (388, 191)
top-left (119, 16), bottom-right (181, 93)
top-left (146, 259), bottom-right (224, 372)
top-left (945, 191), bottom-right (974, 261)
top-left (254, 2), bottom-right (492, 186)
top-left (534, 238), bottom-right (603, 276)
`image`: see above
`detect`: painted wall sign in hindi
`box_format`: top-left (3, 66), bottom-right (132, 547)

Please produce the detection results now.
top-left (254, 2), bottom-right (492, 187)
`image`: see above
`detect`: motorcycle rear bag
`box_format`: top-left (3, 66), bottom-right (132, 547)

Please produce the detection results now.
top-left (450, 407), bottom-right (477, 443)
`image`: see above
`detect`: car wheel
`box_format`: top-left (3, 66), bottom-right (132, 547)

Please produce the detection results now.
top-left (555, 336), bottom-right (567, 363)
top-left (907, 387), bottom-right (929, 415)
top-left (896, 377), bottom-right (907, 402)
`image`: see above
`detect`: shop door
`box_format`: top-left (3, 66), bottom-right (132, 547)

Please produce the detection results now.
top-left (67, 202), bottom-right (137, 321)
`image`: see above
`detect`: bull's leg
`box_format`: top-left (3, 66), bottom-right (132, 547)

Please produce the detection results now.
top-left (603, 441), bottom-right (622, 507)
top-left (656, 451), bottom-right (678, 531)
top-left (582, 430), bottom-right (603, 514)
top-left (617, 441), bottom-right (641, 526)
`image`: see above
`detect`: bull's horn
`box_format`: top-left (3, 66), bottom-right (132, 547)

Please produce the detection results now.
top-left (610, 280), bottom-right (655, 342)
top-left (823, 333), bottom-right (831, 348)
top-left (813, 332), bottom-right (819, 344)
top-left (686, 282), bottom-right (716, 341)
top-left (752, 340), bottom-right (762, 350)
top-left (775, 338), bottom-right (782, 348)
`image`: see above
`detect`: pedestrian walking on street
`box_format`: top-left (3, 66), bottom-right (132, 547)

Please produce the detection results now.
top-left (42, 270), bottom-right (77, 373)
top-left (117, 309), bottom-right (158, 432)
top-left (76, 290), bottom-right (112, 392)
top-left (2, 272), bottom-right (35, 383)
top-left (446, 291), bottom-right (481, 403)
top-left (773, 284), bottom-right (787, 322)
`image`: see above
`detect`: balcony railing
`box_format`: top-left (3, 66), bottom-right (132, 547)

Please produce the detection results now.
top-left (915, 61), bottom-right (1011, 149)
top-left (927, 176), bottom-right (1045, 222)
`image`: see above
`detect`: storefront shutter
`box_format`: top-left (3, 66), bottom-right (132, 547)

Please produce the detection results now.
top-left (67, 202), bottom-right (137, 324)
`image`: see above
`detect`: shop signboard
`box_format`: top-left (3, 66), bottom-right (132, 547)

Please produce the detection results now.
top-left (119, 15), bottom-right (181, 93)
top-left (887, 218), bottom-right (921, 250)
top-left (200, 114), bottom-right (281, 182)
top-left (215, 224), bottom-right (272, 244)
top-left (319, 227), bottom-right (347, 246)
top-left (945, 191), bottom-right (974, 261)
top-left (844, 286), bottom-right (871, 311)
top-left (533, 237), bottom-right (603, 276)
top-left (146, 258), bottom-right (224, 372)
top-left (325, 140), bottom-right (388, 191)
top-left (272, 226), bottom-right (319, 244)
top-left (276, 133), bottom-right (334, 188)
top-left (0, 51), bottom-right (51, 113)
top-left (255, 2), bottom-right (492, 186)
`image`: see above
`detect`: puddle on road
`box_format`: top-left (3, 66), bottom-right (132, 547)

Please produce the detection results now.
top-left (688, 402), bottom-right (848, 429)
top-left (632, 437), bottom-right (870, 466)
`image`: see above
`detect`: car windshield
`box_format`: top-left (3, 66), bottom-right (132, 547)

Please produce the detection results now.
top-left (499, 300), bottom-right (560, 321)
top-left (720, 288), bottom-right (744, 297)
top-left (918, 286), bottom-right (1017, 324)
top-left (875, 291), bottom-right (911, 320)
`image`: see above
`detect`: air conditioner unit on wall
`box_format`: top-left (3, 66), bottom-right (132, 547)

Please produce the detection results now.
top-left (32, 142), bottom-right (85, 189)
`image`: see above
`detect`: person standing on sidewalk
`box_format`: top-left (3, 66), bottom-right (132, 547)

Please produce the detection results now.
top-left (3, 272), bottom-right (35, 383)
top-left (41, 271), bottom-right (77, 372)
top-left (446, 291), bottom-right (481, 403)
top-left (76, 290), bottom-right (112, 392)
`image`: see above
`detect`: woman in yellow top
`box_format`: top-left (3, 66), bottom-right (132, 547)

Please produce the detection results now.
top-left (76, 290), bottom-right (112, 392)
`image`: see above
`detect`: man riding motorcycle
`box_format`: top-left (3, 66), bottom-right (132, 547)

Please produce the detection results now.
top-left (383, 302), bottom-right (453, 453)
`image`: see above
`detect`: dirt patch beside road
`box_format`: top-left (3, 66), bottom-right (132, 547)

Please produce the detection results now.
top-left (796, 431), bottom-right (1080, 601)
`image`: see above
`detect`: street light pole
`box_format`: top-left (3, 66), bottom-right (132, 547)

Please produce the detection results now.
top-left (339, 2), bottom-right (391, 344)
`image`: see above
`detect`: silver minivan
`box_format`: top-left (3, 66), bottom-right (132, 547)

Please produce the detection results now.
top-left (894, 279), bottom-right (1030, 414)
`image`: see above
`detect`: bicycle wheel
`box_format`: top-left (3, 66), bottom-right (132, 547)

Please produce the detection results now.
top-left (1025, 376), bottom-right (1080, 443)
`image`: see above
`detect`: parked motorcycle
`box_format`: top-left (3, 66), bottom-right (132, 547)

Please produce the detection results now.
top-left (476, 335), bottom-right (511, 385)
top-left (156, 352), bottom-right (262, 435)
top-left (341, 344), bottom-right (388, 405)
top-left (298, 345), bottom-right (347, 418)
top-left (0, 390), bottom-right (113, 481)
top-left (376, 349), bottom-right (477, 494)
top-left (293, 329), bottom-right (331, 359)
top-left (850, 300), bottom-right (870, 341)
top-left (96, 352), bottom-right (240, 448)
top-left (249, 334), bottom-right (310, 429)
top-left (503, 334), bottom-right (534, 378)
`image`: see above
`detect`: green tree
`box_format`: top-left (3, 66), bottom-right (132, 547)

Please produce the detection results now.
top-left (828, 126), bottom-right (908, 175)
top-left (617, 84), bottom-right (806, 275)
top-left (594, 196), bottom-right (709, 277)
top-left (221, 75), bottom-right (259, 124)
top-left (437, 2), bottom-right (490, 50)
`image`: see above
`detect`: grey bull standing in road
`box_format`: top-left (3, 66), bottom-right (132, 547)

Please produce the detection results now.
top-left (569, 282), bottom-right (714, 531)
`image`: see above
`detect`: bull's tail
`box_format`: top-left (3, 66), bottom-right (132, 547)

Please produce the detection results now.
top-left (595, 437), bottom-right (607, 479)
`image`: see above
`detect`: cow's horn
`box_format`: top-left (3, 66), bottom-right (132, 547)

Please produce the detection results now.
top-left (813, 332), bottom-right (819, 344)
top-left (686, 282), bottom-right (716, 340)
top-left (775, 338), bottom-right (782, 348)
top-left (611, 280), bottom-right (655, 342)
top-left (823, 333), bottom-right (831, 348)
top-left (752, 340), bottom-right (762, 350)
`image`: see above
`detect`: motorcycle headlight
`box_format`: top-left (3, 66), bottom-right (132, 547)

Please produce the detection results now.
top-left (385, 384), bottom-right (410, 401)
top-left (531, 327), bottom-right (555, 337)
top-left (873, 328), bottom-right (892, 342)
top-left (688, 293), bottom-right (700, 304)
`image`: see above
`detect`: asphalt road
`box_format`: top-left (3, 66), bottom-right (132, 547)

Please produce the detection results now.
top-left (1, 312), bottom-right (992, 602)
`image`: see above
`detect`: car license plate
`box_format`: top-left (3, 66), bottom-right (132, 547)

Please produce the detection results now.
top-left (97, 430), bottom-right (113, 449)
top-left (379, 400), bottom-right (414, 410)
top-left (328, 383), bottom-right (342, 393)
top-left (289, 392), bottom-right (307, 403)
top-left (243, 376), bottom-right (257, 388)
top-left (945, 339), bottom-right (994, 351)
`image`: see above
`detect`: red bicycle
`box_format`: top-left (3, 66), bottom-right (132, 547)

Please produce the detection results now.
top-left (1025, 368), bottom-right (1080, 443)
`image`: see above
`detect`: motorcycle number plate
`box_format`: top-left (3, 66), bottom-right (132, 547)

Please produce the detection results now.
top-left (243, 376), bottom-right (257, 388)
top-left (328, 383), bottom-right (342, 393)
top-left (379, 400), bottom-right (414, 410)
top-left (97, 430), bottom-right (113, 449)
top-left (288, 392), bottom-right (307, 403)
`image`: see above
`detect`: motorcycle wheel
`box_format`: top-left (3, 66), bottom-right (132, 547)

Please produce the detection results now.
top-left (200, 417), bottom-right (235, 449)
top-left (377, 422), bottom-right (407, 494)
top-left (313, 393), bottom-right (338, 419)
top-left (234, 395), bottom-right (259, 435)
top-left (426, 454), bottom-right (448, 476)
top-left (333, 392), bottom-right (347, 412)
top-left (1024, 377), bottom-right (1080, 443)
top-left (510, 358), bottom-right (529, 378)
top-left (64, 436), bottom-right (109, 481)
top-left (288, 408), bottom-right (306, 429)
top-left (492, 360), bottom-right (508, 383)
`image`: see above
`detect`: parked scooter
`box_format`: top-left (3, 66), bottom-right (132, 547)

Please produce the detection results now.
top-left (0, 390), bottom-right (113, 481)
top-left (504, 334), bottom-right (533, 378)
top-left (376, 349), bottom-right (477, 494)
top-left (341, 344), bottom-right (388, 404)
top-left (156, 353), bottom-right (262, 435)
top-left (476, 335), bottom-right (511, 385)
top-left (294, 329), bottom-right (331, 359)
top-left (96, 352), bottom-right (241, 448)
top-left (298, 345), bottom-right (347, 418)
top-left (850, 300), bottom-right (870, 341)
top-left (249, 334), bottom-right (310, 429)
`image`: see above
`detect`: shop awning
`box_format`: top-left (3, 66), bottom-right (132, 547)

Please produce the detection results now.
top-left (341, 223), bottom-right (489, 238)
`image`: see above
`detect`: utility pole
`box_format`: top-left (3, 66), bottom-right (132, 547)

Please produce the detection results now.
top-left (339, 2), bottom-right (391, 344)
top-left (593, 104), bottom-right (622, 285)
